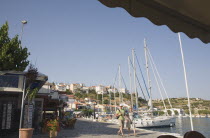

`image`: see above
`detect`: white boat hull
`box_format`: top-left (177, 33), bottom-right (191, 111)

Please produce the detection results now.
top-left (134, 116), bottom-right (176, 128)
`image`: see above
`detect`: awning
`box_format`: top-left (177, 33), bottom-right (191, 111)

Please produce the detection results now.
top-left (99, 0), bottom-right (210, 43)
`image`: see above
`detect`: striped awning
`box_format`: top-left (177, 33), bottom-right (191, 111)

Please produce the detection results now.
top-left (99, 0), bottom-right (210, 43)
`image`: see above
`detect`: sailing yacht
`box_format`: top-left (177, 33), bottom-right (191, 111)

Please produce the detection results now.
top-left (132, 40), bottom-right (176, 128)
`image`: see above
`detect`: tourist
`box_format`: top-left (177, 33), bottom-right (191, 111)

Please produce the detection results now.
top-left (96, 113), bottom-right (99, 121)
top-left (116, 104), bottom-right (125, 136)
top-left (126, 108), bottom-right (136, 136)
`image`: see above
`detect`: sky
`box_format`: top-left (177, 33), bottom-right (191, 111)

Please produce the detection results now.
top-left (1, 0), bottom-right (210, 100)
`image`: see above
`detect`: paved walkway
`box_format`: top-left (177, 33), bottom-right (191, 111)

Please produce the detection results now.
top-left (33, 118), bottom-right (182, 138)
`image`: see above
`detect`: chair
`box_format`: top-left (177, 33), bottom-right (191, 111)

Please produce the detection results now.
top-left (184, 131), bottom-right (205, 138)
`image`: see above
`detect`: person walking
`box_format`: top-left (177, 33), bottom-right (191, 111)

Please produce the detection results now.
top-left (116, 104), bottom-right (125, 136)
top-left (126, 108), bottom-right (136, 136)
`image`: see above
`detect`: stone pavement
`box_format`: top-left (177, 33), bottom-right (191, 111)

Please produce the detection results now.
top-left (33, 118), bottom-right (182, 138)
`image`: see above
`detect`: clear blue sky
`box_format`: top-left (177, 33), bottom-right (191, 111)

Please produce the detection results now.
top-left (1, 0), bottom-right (210, 100)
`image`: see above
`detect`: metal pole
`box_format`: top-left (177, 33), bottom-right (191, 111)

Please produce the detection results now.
top-left (19, 76), bottom-right (26, 138)
top-left (128, 56), bottom-right (134, 108)
top-left (144, 39), bottom-right (153, 110)
top-left (178, 33), bottom-right (194, 131)
top-left (109, 90), bottom-right (111, 113)
top-left (132, 49), bottom-right (138, 111)
top-left (114, 86), bottom-right (116, 112)
top-left (97, 93), bottom-right (99, 113)
top-left (19, 20), bottom-right (27, 48)
top-left (118, 65), bottom-right (122, 103)
top-left (94, 104), bottom-right (96, 119)
top-left (102, 92), bottom-right (104, 105)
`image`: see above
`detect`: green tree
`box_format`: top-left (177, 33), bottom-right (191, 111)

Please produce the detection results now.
top-left (89, 89), bottom-right (96, 94)
top-left (167, 110), bottom-right (172, 116)
top-left (174, 110), bottom-right (179, 115)
top-left (104, 99), bottom-right (109, 104)
top-left (66, 89), bottom-right (72, 95)
top-left (0, 22), bottom-right (30, 71)
top-left (115, 92), bottom-right (119, 97)
top-left (159, 111), bottom-right (165, 116)
top-left (74, 92), bottom-right (82, 99)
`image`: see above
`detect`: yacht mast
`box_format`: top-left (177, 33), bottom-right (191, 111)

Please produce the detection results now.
top-left (114, 85), bottom-right (116, 112)
top-left (144, 39), bottom-right (153, 110)
top-left (118, 65), bottom-right (122, 103)
top-left (128, 56), bottom-right (134, 108)
top-left (132, 49), bottom-right (138, 111)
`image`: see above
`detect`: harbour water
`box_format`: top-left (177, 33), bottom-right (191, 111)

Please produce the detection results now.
top-left (145, 117), bottom-right (210, 137)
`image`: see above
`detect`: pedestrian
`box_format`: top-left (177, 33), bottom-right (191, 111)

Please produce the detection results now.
top-left (116, 104), bottom-right (125, 136)
top-left (96, 113), bottom-right (99, 121)
top-left (126, 107), bottom-right (136, 136)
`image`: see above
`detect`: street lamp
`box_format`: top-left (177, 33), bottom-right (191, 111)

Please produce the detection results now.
top-left (20, 20), bottom-right (27, 47)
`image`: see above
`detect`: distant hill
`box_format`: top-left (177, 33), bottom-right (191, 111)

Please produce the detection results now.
top-left (153, 98), bottom-right (210, 115)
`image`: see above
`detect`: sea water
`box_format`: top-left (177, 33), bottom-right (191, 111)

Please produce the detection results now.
top-left (145, 117), bottom-right (210, 137)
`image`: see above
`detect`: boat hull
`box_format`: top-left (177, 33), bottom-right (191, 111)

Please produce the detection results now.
top-left (134, 116), bottom-right (176, 128)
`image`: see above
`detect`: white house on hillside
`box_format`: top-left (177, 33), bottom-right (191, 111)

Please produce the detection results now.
top-left (95, 85), bottom-right (107, 94)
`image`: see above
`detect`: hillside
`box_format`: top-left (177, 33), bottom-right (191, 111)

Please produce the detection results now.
top-left (153, 98), bottom-right (210, 115)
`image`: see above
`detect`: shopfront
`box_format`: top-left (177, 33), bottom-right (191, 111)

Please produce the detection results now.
top-left (0, 73), bottom-right (24, 136)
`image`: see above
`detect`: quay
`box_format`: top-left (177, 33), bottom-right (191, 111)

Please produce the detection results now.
top-left (33, 118), bottom-right (182, 138)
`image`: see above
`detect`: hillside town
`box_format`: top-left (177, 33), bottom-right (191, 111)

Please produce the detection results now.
top-left (1, 72), bottom-right (210, 137)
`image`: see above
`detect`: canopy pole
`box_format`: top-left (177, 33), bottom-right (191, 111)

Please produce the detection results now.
top-left (178, 33), bottom-right (194, 131)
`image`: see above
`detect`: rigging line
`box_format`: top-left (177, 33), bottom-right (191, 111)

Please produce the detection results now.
top-left (147, 47), bottom-right (173, 109)
top-left (111, 67), bottom-right (118, 111)
top-left (134, 52), bottom-right (150, 99)
top-left (147, 49), bottom-right (168, 113)
top-left (129, 58), bottom-right (147, 100)
top-left (120, 72), bottom-right (128, 90)
top-left (112, 67), bottom-right (119, 87)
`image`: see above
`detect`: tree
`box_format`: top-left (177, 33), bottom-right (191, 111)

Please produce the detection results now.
top-left (104, 99), bottom-right (109, 104)
top-left (0, 22), bottom-right (30, 71)
top-left (66, 89), bottom-right (72, 95)
top-left (74, 92), bottom-right (82, 99)
top-left (24, 64), bottom-right (39, 128)
top-left (167, 110), bottom-right (172, 116)
top-left (89, 89), bottom-right (96, 94)
top-left (174, 110), bottom-right (179, 115)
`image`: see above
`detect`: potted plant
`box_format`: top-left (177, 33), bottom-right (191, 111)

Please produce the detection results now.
top-left (19, 64), bottom-right (39, 138)
top-left (46, 119), bottom-right (59, 138)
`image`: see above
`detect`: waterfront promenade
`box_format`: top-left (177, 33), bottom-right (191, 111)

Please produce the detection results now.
top-left (33, 118), bottom-right (182, 138)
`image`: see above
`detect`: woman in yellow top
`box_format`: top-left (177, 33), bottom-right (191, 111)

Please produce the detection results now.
top-left (116, 104), bottom-right (125, 136)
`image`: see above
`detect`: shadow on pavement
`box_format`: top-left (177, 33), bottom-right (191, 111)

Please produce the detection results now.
top-left (55, 118), bottom-right (153, 137)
